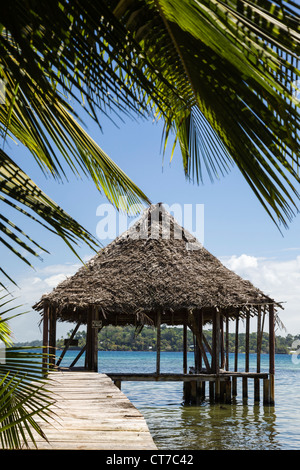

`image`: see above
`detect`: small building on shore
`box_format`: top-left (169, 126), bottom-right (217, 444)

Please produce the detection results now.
top-left (33, 203), bottom-right (282, 405)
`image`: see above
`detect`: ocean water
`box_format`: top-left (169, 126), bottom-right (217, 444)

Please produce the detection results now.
top-left (57, 350), bottom-right (300, 450)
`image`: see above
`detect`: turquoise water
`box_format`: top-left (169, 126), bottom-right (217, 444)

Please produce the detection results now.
top-left (57, 350), bottom-right (300, 450)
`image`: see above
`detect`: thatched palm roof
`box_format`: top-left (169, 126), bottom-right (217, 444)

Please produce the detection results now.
top-left (33, 203), bottom-right (279, 326)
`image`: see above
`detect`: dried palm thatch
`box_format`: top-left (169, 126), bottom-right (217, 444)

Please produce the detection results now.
top-left (33, 203), bottom-right (281, 327)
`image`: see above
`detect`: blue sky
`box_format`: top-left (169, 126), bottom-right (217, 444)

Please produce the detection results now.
top-left (3, 110), bottom-right (300, 341)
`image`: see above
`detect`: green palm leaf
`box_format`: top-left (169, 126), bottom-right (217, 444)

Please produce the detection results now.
top-left (112, 0), bottom-right (300, 227)
top-left (0, 149), bottom-right (100, 285)
top-left (0, 293), bottom-right (54, 449)
top-left (0, 0), bottom-right (300, 285)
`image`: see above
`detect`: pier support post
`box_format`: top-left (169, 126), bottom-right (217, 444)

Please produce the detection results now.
top-left (242, 377), bottom-right (248, 402)
top-left (156, 311), bottom-right (161, 375)
top-left (209, 381), bottom-right (215, 402)
top-left (49, 307), bottom-right (56, 369)
top-left (42, 305), bottom-right (49, 375)
top-left (86, 307), bottom-right (99, 371)
top-left (255, 306), bottom-right (262, 403)
top-left (183, 323), bottom-right (187, 374)
top-left (269, 304), bottom-right (275, 405)
top-left (225, 379), bottom-right (232, 404)
top-left (183, 381), bottom-right (191, 404)
top-left (243, 312), bottom-right (250, 402)
top-left (190, 380), bottom-right (197, 403)
top-left (232, 315), bottom-right (239, 397)
top-left (263, 378), bottom-right (270, 405)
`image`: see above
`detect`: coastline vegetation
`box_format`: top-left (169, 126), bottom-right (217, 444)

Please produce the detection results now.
top-left (14, 325), bottom-right (299, 355)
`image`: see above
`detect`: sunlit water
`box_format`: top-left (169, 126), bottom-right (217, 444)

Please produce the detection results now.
top-left (57, 351), bottom-right (300, 450)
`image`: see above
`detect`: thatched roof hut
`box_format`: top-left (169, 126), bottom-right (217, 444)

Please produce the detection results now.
top-left (33, 203), bottom-right (278, 328)
top-left (35, 204), bottom-right (279, 405)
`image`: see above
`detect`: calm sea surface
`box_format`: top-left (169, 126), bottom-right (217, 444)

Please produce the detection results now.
top-left (57, 350), bottom-right (300, 450)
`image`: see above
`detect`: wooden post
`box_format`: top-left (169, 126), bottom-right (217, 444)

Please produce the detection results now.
top-left (184, 381), bottom-right (191, 404)
top-left (197, 312), bottom-right (203, 372)
top-left (92, 307), bottom-right (100, 372)
top-left (232, 315), bottom-right (239, 396)
top-left (225, 315), bottom-right (229, 371)
top-left (243, 311), bottom-right (250, 401)
top-left (196, 312), bottom-right (204, 399)
top-left (225, 379), bottom-right (232, 404)
top-left (245, 312), bottom-right (250, 373)
top-left (200, 380), bottom-right (205, 401)
top-left (209, 381), bottom-right (215, 402)
top-left (269, 303), bottom-right (275, 405)
top-left (85, 310), bottom-right (91, 370)
top-left (42, 305), bottom-right (49, 374)
top-left (188, 315), bottom-right (211, 372)
top-left (212, 310), bottom-right (216, 373)
top-left (213, 309), bottom-right (221, 402)
top-left (86, 308), bottom-right (98, 371)
top-left (220, 316), bottom-right (225, 369)
top-left (183, 323), bottom-right (188, 374)
top-left (70, 345), bottom-right (87, 368)
top-left (190, 380), bottom-right (197, 404)
top-left (263, 378), bottom-right (270, 405)
top-left (114, 380), bottom-right (121, 390)
top-left (156, 311), bottom-right (161, 375)
top-left (56, 321), bottom-right (81, 367)
top-left (212, 309), bottom-right (220, 374)
top-left (255, 306), bottom-right (261, 403)
top-left (49, 307), bottom-right (56, 369)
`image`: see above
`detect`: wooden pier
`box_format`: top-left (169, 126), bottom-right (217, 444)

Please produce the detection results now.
top-left (108, 371), bottom-right (272, 405)
top-left (26, 370), bottom-right (157, 450)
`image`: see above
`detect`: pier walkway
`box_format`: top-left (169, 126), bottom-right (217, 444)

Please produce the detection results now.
top-left (27, 370), bottom-right (157, 450)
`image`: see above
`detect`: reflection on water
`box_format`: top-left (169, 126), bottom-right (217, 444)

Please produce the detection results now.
top-left (56, 350), bottom-right (300, 450)
top-left (122, 382), bottom-right (280, 450)
top-left (169, 403), bottom-right (278, 450)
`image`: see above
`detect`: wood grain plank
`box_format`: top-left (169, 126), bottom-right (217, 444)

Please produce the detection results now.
top-left (24, 370), bottom-right (157, 451)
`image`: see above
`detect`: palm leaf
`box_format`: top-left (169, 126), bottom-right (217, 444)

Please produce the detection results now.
top-left (0, 292), bottom-right (55, 449)
top-left (0, 149), bottom-right (101, 284)
top-left (112, 0), bottom-right (300, 227)
top-left (0, 0), bottom-right (300, 284)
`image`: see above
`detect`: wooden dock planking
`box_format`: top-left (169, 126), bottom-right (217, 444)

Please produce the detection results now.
top-left (26, 371), bottom-right (157, 450)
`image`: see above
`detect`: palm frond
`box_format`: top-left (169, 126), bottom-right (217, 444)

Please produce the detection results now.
top-left (0, 292), bottom-right (55, 449)
top-left (1, 0), bottom-right (300, 277)
top-left (112, 0), bottom-right (300, 227)
top-left (0, 149), bottom-right (101, 284)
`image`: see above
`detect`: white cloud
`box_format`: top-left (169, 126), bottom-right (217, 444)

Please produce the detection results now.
top-left (225, 254), bottom-right (258, 271)
top-left (44, 273), bottom-right (70, 288)
top-left (5, 262), bottom-right (81, 342)
top-left (6, 253), bottom-right (300, 341)
top-left (221, 254), bottom-right (300, 335)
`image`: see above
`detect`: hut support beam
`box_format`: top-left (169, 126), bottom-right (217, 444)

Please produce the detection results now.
top-left (86, 308), bottom-right (99, 372)
top-left (49, 308), bottom-right (56, 369)
top-left (56, 321), bottom-right (81, 367)
top-left (70, 345), bottom-right (87, 368)
top-left (156, 312), bottom-right (161, 375)
top-left (232, 316), bottom-right (239, 397)
top-left (183, 323), bottom-right (187, 374)
top-left (268, 304), bottom-right (275, 405)
top-left (212, 309), bottom-right (221, 401)
top-left (42, 305), bottom-right (49, 375)
top-left (255, 306), bottom-right (262, 403)
top-left (220, 317), bottom-right (225, 369)
top-left (243, 312), bottom-right (250, 402)
top-left (194, 312), bottom-right (203, 373)
top-left (188, 315), bottom-right (211, 372)
top-left (225, 315), bottom-right (229, 371)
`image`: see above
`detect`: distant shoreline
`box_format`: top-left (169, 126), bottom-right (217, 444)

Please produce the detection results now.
top-left (12, 326), bottom-right (299, 355)
top-left (12, 343), bottom-right (292, 355)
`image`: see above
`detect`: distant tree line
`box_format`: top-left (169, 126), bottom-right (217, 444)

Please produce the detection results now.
top-left (14, 325), bottom-right (300, 355)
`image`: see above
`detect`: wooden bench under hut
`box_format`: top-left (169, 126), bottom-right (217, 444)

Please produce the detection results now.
top-left (33, 203), bottom-right (282, 406)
